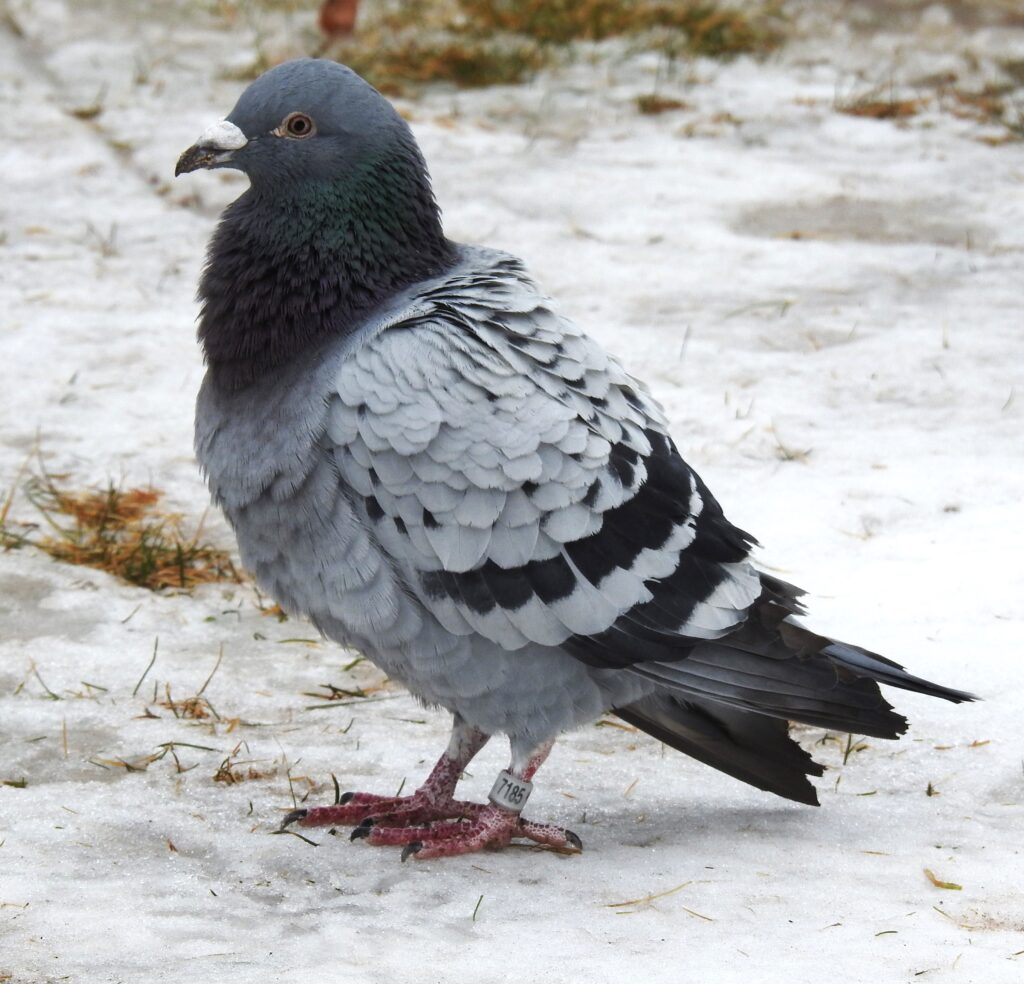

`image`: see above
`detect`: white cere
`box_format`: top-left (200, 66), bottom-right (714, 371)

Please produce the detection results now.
top-left (197, 119), bottom-right (248, 151)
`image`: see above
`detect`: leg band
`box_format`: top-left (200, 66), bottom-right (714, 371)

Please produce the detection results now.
top-left (488, 771), bottom-right (533, 813)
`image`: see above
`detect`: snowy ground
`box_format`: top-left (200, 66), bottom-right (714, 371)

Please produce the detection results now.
top-left (1, 2), bottom-right (1023, 982)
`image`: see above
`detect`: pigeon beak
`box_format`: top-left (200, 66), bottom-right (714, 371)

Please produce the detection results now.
top-left (175, 120), bottom-right (249, 176)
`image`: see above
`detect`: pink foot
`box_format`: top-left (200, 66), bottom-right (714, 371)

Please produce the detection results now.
top-left (281, 731), bottom-right (483, 831)
top-left (282, 788), bottom-right (488, 830)
top-left (357, 805), bottom-right (582, 860)
top-left (281, 792), bottom-right (581, 858)
top-left (276, 723), bottom-right (580, 859)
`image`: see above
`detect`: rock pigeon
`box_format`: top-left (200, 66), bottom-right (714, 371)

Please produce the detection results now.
top-left (177, 59), bottom-right (975, 860)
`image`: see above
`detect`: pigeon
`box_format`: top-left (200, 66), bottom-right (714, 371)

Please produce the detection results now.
top-left (177, 59), bottom-right (976, 860)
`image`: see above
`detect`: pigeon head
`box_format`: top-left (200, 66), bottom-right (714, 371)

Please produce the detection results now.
top-left (176, 59), bottom-right (411, 189)
top-left (179, 59), bottom-right (456, 390)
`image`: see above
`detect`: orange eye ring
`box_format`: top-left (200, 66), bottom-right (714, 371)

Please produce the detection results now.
top-left (275, 112), bottom-right (317, 139)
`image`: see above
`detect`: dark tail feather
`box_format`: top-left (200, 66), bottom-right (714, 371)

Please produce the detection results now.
top-left (615, 693), bottom-right (823, 806)
top-left (629, 606), bottom-right (977, 742)
top-left (615, 579), bottom-right (977, 803)
top-left (818, 639), bottom-right (977, 704)
top-left (631, 646), bottom-right (912, 739)
top-left (760, 585), bottom-right (977, 705)
top-left (750, 574), bottom-right (975, 703)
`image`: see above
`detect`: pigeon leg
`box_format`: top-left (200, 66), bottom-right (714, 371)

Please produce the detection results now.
top-left (361, 739), bottom-right (584, 859)
top-left (282, 715), bottom-right (490, 830)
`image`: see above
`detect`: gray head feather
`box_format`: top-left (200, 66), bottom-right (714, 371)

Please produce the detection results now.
top-left (185, 59), bottom-right (454, 389)
top-left (223, 59), bottom-right (413, 187)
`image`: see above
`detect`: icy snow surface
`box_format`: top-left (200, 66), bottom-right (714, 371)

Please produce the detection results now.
top-left (1, 2), bottom-right (1022, 982)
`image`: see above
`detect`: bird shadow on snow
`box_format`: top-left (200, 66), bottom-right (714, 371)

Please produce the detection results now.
top-left (567, 798), bottom-right (819, 854)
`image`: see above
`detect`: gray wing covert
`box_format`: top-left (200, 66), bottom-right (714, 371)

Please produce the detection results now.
top-left (326, 259), bottom-right (764, 657)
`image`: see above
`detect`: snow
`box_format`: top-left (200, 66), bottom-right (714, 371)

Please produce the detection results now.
top-left (2, 2), bottom-right (1022, 982)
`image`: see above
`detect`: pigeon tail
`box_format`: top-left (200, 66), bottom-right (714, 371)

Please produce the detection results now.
top-left (625, 593), bottom-right (978, 746)
top-left (615, 693), bottom-right (823, 805)
top-left (616, 614), bottom-right (977, 805)
top-left (819, 640), bottom-right (977, 704)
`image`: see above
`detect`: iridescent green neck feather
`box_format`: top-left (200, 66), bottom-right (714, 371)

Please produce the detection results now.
top-left (198, 142), bottom-right (455, 390)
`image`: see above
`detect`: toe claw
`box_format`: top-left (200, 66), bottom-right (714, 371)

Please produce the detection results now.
top-left (565, 829), bottom-right (583, 851)
top-left (401, 842), bottom-right (423, 863)
top-left (280, 809), bottom-right (308, 830)
top-left (339, 791), bottom-right (355, 805)
top-left (350, 819), bottom-right (375, 841)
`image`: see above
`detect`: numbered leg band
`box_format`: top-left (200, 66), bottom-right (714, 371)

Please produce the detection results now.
top-left (488, 771), bottom-right (533, 813)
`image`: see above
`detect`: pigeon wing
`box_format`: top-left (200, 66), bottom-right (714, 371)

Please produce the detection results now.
top-left (326, 252), bottom-right (764, 657)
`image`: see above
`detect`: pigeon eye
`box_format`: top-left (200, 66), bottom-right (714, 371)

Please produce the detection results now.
top-left (278, 112), bottom-right (316, 139)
